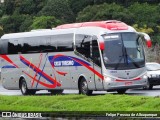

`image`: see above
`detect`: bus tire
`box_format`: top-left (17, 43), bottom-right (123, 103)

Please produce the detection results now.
top-left (117, 89), bottom-right (126, 94)
top-left (149, 85), bottom-right (153, 90)
top-left (143, 81), bottom-right (153, 90)
top-left (79, 78), bottom-right (92, 95)
top-left (20, 78), bottom-right (30, 95)
top-left (50, 90), bottom-right (64, 95)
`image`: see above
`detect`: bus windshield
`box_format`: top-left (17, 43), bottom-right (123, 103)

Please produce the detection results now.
top-left (102, 32), bottom-right (145, 70)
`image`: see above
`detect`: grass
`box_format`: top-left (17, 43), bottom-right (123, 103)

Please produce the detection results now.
top-left (0, 94), bottom-right (160, 112)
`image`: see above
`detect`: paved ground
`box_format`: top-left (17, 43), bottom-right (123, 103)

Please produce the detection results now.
top-left (1, 81), bottom-right (160, 96)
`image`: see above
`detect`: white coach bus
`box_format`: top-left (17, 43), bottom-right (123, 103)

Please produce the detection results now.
top-left (0, 20), bottom-right (152, 95)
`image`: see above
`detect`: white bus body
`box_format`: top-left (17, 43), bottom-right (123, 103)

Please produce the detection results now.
top-left (0, 20), bottom-right (151, 95)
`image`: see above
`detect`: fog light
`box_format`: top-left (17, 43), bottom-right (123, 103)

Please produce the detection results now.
top-left (104, 76), bottom-right (114, 82)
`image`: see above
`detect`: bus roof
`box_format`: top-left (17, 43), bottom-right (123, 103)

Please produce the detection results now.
top-left (1, 20), bottom-right (133, 40)
top-left (56, 20), bottom-right (128, 30)
top-left (0, 28), bottom-right (76, 39)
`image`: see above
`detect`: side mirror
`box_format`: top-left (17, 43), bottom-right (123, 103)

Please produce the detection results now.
top-left (146, 40), bottom-right (152, 48)
top-left (99, 41), bottom-right (105, 50)
top-left (138, 32), bottom-right (152, 48)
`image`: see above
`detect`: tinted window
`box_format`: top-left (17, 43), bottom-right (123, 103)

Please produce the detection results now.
top-left (8, 39), bottom-right (22, 54)
top-left (75, 34), bottom-right (91, 58)
top-left (1, 34), bottom-right (74, 55)
top-left (56, 34), bottom-right (74, 52)
top-left (102, 33), bottom-right (145, 70)
top-left (0, 39), bottom-right (8, 54)
top-left (92, 40), bottom-right (101, 67)
top-left (7, 36), bottom-right (56, 54)
top-left (20, 36), bottom-right (56, 53)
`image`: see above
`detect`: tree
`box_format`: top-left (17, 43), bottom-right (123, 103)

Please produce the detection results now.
top-left (39, 0), bottom-right (75, 23)
top-left (18, 0), bottom-right (47, 15)
top-left (2, 0), bottom-right (16, 15)
top-left (0, 15), bottom-right (27, 33)
top-left (128, 3), bottom-right (159, 27)
top-left (76, 3), bottom-right (134, 24)
top-left (19, 16), bottom-right (33, 32)
top-left (132, 24), bottom-right (154, 34)
top-left (0, 26), bottom-right (4, 37)
top-left (68, 0), bottom-right (93, 15)
top-left (30, 16), bottom-right (62, 30)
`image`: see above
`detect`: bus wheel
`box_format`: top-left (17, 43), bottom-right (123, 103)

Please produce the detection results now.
top-left (149, 85), bottom-right (153, 90)
top-left (79, 78), bottom-right (92, 95)
top-left (20, 79), bottom-right (30, 95)
top-left (143, 81), bottom-right (153, 90)
top-left (50, 90), bottom-right (64, 95)
top-left (117, 89), bottom-right (126, 94)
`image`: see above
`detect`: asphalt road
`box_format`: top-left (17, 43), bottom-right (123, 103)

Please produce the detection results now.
top-left (1, 80), bottom-right (160, 96)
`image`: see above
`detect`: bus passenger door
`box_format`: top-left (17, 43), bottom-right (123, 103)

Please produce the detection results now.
top-left (91, 38), bottom-right (103, 90)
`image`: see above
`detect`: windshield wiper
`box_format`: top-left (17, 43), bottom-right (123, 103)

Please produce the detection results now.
top-left (114, 47), bottom-right (140, 70)
top-left (114, 34), bottom-right (128, 70)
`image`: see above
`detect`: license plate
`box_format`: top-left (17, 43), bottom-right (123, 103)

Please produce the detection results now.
top-left (125, 82), bottom-right (132, 86)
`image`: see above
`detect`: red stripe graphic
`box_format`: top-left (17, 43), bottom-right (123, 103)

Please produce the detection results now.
top-left (56, 71), bottom-right (67, 76)
top-left (20, 55), bottom-right (61, 87)
top-left (72, 58), bottom-right (104, 80)
top-left (50, 54), bottom-right (104, 80)
top-left (23, 71), bottom-right (57, 88)
top-left (32, 53), bottom-right (43, 88)
top-left (115, 77), bottom-right (141, 82)
top-left (0, 55), bottom-right (19, 68)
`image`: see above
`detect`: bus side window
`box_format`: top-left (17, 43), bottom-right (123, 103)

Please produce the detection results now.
top-left (56, 34), bottom-right (74, 52)
top-left (0, 39), bottom-right (8, 54)
top-left (8, 39), bottom-right (22, 54)
top-left (46, 36), bottom-right (57, 52)
top-left (75, 34), bottom-right (91, 59)
top-left (92, 40), bottom-right (101, 67)
top-left (20, 36), bottom-right (56, 53)
top-left (21, 37), bottom-right (40, 53)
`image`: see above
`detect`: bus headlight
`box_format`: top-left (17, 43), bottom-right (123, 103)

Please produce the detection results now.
top-left (143, 74), bottom-right (148, 80)
top-left (104, 76), bottom-right (114, 82)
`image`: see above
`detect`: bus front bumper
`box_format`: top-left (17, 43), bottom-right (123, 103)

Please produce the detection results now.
top-left (103, 78), bottom-right (148, 91)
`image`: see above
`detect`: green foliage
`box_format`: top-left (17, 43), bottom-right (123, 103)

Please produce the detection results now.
top-left (0, 26), bottom-right (4, 36)
top-left (2, 0), bottom-right (47, 15)
top-left (18, 0), bottom-right (47, 15)
top-left (0, 15), bottom-right (27, 33)
top-left (69, 0), bottom-right (93, 15)
top-left (128, 3), bottom-right (160, 27)
top-left (19, 16), bottom-right (33, 32)
top-left (156, 26), bottom-right (160, 33)
top-left (151, 35), bottom-right (160, 44)
top-left (39, 0), bottom-right (75, 23)
top-left (0, 0), bottom-right (160, 44)
top-left (76, 3), bottom-right (134, 24)
top-left (132, 24), bottom-right (154, 34)
top-left (0, 94), bottom-right (160, 111)
top-left (30, 16), bottom-right (62, 30)
top-left (2, 0), bottom-right (16, 15)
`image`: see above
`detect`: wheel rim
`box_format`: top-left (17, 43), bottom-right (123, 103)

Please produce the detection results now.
top-left (81, 81), bottom-right (88, 93)
top-left (21, 81), bottom-right (26, 94)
